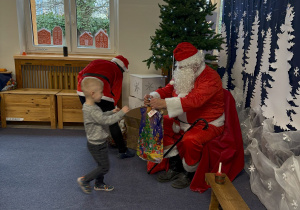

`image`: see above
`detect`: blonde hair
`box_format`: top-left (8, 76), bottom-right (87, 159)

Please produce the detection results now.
top-left (81, 77), bottom-right (103, 97)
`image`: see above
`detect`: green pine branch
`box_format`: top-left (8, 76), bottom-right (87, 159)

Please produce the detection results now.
top-left (144, 0), bottom-right (224, 74)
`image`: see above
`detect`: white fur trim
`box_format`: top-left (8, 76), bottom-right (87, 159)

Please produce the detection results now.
top-left (169, 80), bottom-right (175, 85)
top-left (178, 113), bottom-right (190, 132)
top-left (101, 96), bottom-right (115, 102)
top-left (164, 146), bottom-right (179, 158)
top-left (149, 91), bottom-right (161, 99)
top-left (194, 62), bottom-right (206, 78)
top-left (172, 122), bottom-right (181, 133)
top-left (77, 90), bottom-right (85, 96)
top-left (76, 91), bottom-right (114, 102)
top-left (209, 113), bottom-right (225, 127)
top-left (111, 58), bottom-right (128, 72)
top-left (165, 97), bottom-right (183, 118)
top-left (182, 158), bottom-right (199, 172)
top-left (177, 50), bottom-right (204, 67)
top-left (178, 93), bottom-right (188, 98)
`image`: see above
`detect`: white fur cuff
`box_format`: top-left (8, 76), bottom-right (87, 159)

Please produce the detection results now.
top-left (149, 91), bottom-right (161, 99)
top-left (164, 146), bottom-right (179, 158)
top-left (182, 158), bottom-right (199, 172)
top-left (165, 97), bottom-right (183, 118)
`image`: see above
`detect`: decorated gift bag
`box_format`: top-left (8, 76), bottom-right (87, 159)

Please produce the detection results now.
top-left (137, 107), bottom-right (163, 163)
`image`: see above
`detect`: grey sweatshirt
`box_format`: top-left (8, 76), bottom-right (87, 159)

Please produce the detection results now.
top-left (82, 103), bottom-right (125, 145)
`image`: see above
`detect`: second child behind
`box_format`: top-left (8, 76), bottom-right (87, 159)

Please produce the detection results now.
top-left (77, 77), bottom-right (130, 194)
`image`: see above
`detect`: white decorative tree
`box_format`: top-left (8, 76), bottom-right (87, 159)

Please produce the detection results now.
top-left (222, 71), bottom-right (229, 89)
top-left (218, 23), bottom-right (228, 68)
top-left (251, 28), bottom-right (272, 107)
top-left (231, 17), bottom-right (245, 91)
top-left (218, 23), bottom-right (229, 89)
top-left (243, 77), bottom-right (248, 108)
top-left (242, 11), bottom-right (259, 107)
top-left (262, 4), bottom-right (295, 130)
top-left (244, 11), bottom-right (260, 76)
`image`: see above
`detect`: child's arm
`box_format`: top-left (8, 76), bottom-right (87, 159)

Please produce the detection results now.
top-left (102, 107), bottom-right (120, 116)
top-left (103, 110), bottom-right (114, 116)
top-left (91, 109), bottom-right (125, 126)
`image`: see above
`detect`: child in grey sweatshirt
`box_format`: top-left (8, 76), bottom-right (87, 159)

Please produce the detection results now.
top-left (77, 77), bottom-right (130, 194)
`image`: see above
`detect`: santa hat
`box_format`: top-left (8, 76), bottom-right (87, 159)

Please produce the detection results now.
top-left (173, 42), bottom-right (198, 61)
top-left (173, 42), bottom-right (204, 67)
top-left (169, 42), bottom-right (205, 85)
top-left (111, 55), bottom-right (129, 72)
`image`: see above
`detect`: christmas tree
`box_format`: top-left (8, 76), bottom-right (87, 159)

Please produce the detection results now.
top-left (144, 0), bottom-right (224, 81)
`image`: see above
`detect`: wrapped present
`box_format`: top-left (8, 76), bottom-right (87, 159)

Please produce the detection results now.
top-left (137, 107), bottom-right (163, 163)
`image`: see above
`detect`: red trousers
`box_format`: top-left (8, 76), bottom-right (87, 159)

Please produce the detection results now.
top-left (163, 116), bottom-right (224, 166)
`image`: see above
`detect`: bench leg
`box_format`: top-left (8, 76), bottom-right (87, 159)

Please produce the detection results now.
top-left (1, 94), bottom-right (7, 128)
top-left (209, 191), bottom-right (220, 210)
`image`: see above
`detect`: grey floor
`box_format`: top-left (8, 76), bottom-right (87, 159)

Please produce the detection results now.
top-left (0, 127), bottom-right (266, 210)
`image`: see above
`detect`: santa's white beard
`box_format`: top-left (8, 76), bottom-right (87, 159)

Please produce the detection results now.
top-left (173, 67), bottom-right (195, 96)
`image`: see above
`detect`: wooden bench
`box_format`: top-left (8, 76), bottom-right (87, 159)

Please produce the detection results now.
top-left (56, 90), bottom-right (83, 129)
top-left (0, 88), bottom-right (60, 129)
top-left (205, 173), bottom-right (250, 210)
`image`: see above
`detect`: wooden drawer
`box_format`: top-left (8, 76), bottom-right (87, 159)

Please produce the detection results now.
top-left (0, 88), bottom-right (60, 129)
top-left (56, 90), bottom-right (83, 129)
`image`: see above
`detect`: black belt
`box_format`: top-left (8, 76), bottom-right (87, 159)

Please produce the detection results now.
top-left (83, 73), bottom-right (110, 84)
top-left (82, 73), bottom-right (114, 96)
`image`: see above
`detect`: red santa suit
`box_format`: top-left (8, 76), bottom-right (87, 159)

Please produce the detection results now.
top-left (150, 45), bottom-right (225, 172)
top-left (77, 56), bottom-right (128, 106)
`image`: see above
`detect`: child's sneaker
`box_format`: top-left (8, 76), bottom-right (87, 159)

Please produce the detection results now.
top-left (117, 149), bottom-right (135, 159)
top-left (94, 184), bottom-right (114, 191)
top-left (77, 177), bottom-right (92, 194)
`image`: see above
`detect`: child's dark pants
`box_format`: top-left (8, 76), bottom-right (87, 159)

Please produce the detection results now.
top-left (84, 142), bottom-right (109, 185)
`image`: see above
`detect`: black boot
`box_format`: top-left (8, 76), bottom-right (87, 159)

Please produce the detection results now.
top-left (171, 171), bottom-right (195, 189)
top-left (156, 155), bottom-right (183, 183)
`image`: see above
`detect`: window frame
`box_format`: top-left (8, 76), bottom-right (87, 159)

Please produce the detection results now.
top-left (23, 0), bottom-right (118, 55)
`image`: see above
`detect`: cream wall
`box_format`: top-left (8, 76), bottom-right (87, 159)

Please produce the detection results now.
top-left (0, 0), bottom-right (164, 106)
top-left (0, 0), bottom-right (20, 73)
top-left (119, 0), bottom-right (164, 105)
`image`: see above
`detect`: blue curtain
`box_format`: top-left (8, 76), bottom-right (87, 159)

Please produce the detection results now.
top-left (218, 0), bottom-right (300, 131)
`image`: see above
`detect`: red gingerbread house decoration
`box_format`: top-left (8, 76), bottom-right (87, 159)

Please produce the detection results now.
top-left (95, 29), bottom-right (109, 48)
top-left (52, 26), bottom-right (63, 45)
top-left (38, 28), bottom-right (51, 45)
top-left (79, 32), bottom-right (93, 46)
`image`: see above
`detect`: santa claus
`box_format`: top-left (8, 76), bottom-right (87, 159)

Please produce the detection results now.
top-left (77, 55), bottom-right (135, 159)
top-left (144, 42), bottom-right (225, 189)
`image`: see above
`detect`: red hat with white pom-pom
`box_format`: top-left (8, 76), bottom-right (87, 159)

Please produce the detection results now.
top-left (169, 42), bottom-right (204, 85)
top-left (111, 55), bottom-right (129, 72)
top-left (173, 42), bottom-right (198, 62)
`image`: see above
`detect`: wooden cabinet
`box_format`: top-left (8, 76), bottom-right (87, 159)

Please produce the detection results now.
top-left (1, 88), bottom-right (60, 129)
top-left (56, 90), bottom-right (83, 129)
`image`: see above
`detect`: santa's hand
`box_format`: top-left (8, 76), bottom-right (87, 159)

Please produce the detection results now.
top-left (149, 98), bottom-right (166, 109)
top-left (144, 94), bottom-right (153, 107)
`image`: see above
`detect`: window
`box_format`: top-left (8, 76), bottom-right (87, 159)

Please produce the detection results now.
top-left (23, 0), bottom-right (118, 54)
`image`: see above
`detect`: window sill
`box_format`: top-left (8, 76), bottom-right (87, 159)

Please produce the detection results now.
top-left (14, 53), bottom-right (116, 61)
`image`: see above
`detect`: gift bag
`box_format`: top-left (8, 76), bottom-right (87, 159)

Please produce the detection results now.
top-left (137, 107), bottom-right (163, 163)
